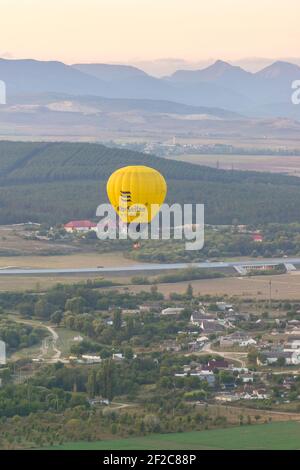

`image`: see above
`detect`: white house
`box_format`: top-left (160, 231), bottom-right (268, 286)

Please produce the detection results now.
top-left (285, 339), bottom-right (300, 350)
top-left (82, 355), bottom-right (101, 364)
top-left (161, 307), bottom-right (184, 316)
top-left (240, 338), bottom-right (257, 347)
top-left (216, 302), bottom-right (233, 312)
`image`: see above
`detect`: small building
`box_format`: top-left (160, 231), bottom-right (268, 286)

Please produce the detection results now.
top-left (258, 349), bottom-right (300, 366)
top-left (190, 310), bottom-right (216, 325)
top-left (200, 320), bottom-right (225, 334)
top-left (215, 393), bottom-right (240, 402)
top-left (112, 353), bottom-right (124, 361)
top-left (284, 339), bottom-right (300, 350)
top-left (122, 309), bottom-right (140, 315)
top-left (139, 303), bottom-right (161, 313)
top-left (161, 307), bottom-right (185, 316)
top-left (64, 220), bottom-right (97, 233)
top-left (190, 370), bottom-right (215, 385)
top-left (82, 355), bottom-right (102, 364)
top-left (238, 373), bottom-right (254, 383)
top-left (251, 233), bottom-right (263, 242)
top-left (73, 335), bottom-right (83, 342)
top-left (203, 359), bottom-right (229, 371)
top-left (220, 333), bottom-right (256, 348)
top-left (88, 397), bottom-right (110, 406)
top-left (216, 302), bottom-right (233, 312)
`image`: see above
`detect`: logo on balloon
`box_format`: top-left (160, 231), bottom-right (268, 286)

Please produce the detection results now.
top-left (96, 165), bottom-right (204, 251)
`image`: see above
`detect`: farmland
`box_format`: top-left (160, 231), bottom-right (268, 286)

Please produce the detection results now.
top-left (48, 421), bottom-right (300, 450)
top-left (168, 153), bottom-right (300, 176)
top-left (120, 272), bottom-right (300, 301)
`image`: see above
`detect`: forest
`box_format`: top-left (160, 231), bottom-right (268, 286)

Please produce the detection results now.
top-left (1, 141), bottom-right (300, 225)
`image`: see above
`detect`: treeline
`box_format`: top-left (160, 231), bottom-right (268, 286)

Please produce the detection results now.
top-left (128, 224), bottom-right (300, 263)
top-left (132, 268), bottom-right (225, 285)
top-left (1, 141), bottom-right (300, 224)
top-left (0, 382), bottom-right (86, 418)
top-left (0, 319), bottom-right (46, 352)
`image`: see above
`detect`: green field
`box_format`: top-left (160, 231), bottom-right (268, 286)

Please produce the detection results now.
top-left (48, 421), bottom-right (300, 450)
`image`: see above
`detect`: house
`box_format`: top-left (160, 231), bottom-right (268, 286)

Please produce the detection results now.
top-left (82, 355), bottom-right (102, 364)
top-left (64, 220), bottom-right (97, 233)
top-left (203, 359), bottom-right (229, 371)
top-left (220, 332), bottom-right (256, 348)
top-left (175, 367), bottom-right (215, 385)
top-left (215, 392), bottom-right (240, 402)
top-left (238, 373), bottom-right (254, 383)
top-left (197, 335), bottom-right (209, 344)
top-left (240, 338), bottom-right (257, 347)
top-left (250, 389), bottom-right (269, 400)
top-left (191, 370), bottom-right (215, 385)
top-left (73, 335), bottom-right (83, 342)
top-left (122, 309), bottom-right (140, 315)
top-left (282, 377), bottom-right (296, 389)
top-left (251, 233), bottom-right (263, 242)
top-left (190, 310), bottom-right (217, 325)
top-left (139, 303), bottom-right (161, 313)
top-left (216, 302), bottom-right (233, 312)
top-left (112, 353), bottom-right (124, 361)
top-left (287, 320), bottom-right (300, 326)
top-left (88, 397), bottom-right (109, 406)
top-left (200, 320), bottom-right (225, 334)
top-left (161, 307), bottom-right (185, 316)
top-left (284, 339), bottom-right (300, 350)
top-left (258, 349), bottom-right (300, 366)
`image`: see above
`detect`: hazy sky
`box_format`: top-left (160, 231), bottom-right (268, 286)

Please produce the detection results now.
top-left (1, 0), bottom-right (299, 65)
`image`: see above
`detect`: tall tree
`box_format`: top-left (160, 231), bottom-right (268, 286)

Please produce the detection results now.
top-left (113, 310), bottom-right (122, 331)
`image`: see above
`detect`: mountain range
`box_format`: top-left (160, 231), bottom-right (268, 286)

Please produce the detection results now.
top-left (0, 58), bottom-right (299, 117)
top-left (1, 58), bottom-right (300, 140)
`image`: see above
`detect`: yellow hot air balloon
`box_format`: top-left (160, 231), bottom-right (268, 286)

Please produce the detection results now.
top-left (107, 165), bottom-right (167, 224)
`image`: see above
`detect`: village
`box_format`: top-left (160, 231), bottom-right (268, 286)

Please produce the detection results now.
top-left (2, 284), bottom-right (300, 413)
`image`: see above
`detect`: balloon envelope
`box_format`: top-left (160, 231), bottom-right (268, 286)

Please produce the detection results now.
top-left (106, 165), bottom-right (167, 223)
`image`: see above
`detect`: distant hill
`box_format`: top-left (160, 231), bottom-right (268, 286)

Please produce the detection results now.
top-left (1, 58), bottom-right (300, 118)
top-left (166, 60), bottom-right (300, 113)
top-left (6, 92), bottom-right (240, 118)
top-left (72, 63), bottom-right (148, 81)
top-left (0, 59), bottom-right (106, 96)
top-left (169, 60), bottom-right (252, 84)
top-left (1, 141), bottom-right (300, 225)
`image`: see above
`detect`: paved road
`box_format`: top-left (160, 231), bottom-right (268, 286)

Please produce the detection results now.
top-left (0, 257), bottom-right (299, 276)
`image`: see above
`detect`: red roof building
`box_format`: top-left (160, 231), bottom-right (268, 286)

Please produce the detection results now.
top-left (202, 359), bottom-right (229, 371)
top-left (64, 220), bottom-right (97, 232)
top-left (251, 233), bottom-right (263, 242)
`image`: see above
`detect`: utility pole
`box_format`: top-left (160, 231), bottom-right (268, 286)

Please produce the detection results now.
top-left (269, 280), bottom-right (272, 311)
